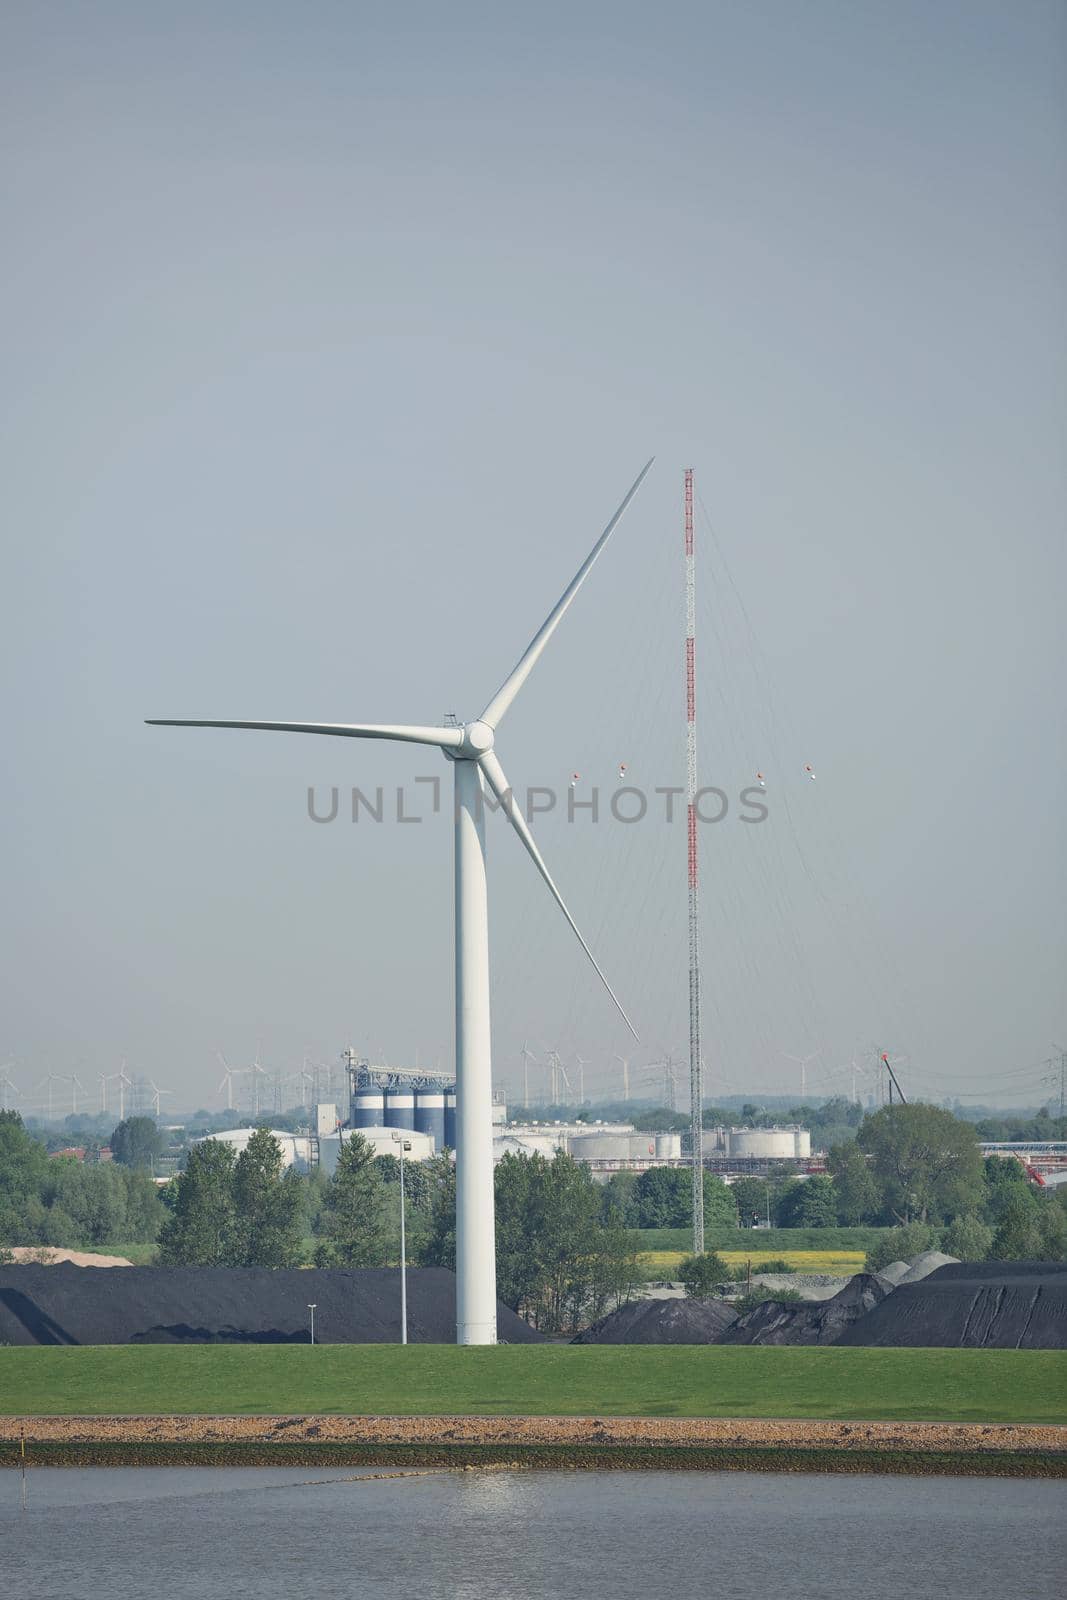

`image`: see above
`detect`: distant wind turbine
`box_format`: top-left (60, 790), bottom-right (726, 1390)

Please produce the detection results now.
top-left (783, 1049), bottom-right (821, 1101)
top-left (147, 459), bottom-right (652, 1343)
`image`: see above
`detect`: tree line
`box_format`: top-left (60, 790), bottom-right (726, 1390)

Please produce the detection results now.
top-left (4, 1104), bottom-right (1066, 1286)
top-left (158, 1133), bottom-right (639, 1333)
top-left (0, 1112), bottom-right (164, 1249)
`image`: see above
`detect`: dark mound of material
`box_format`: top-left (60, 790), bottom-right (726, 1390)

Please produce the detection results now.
top-left (0, 1265), bottom-right (544, 1346)
top-left (571, 1296), bottom-right (738, 1345)
top-left (722, 1275), bottom-right (895, 1347)
top-left (836, 1261), bottom-right (1067, 1349)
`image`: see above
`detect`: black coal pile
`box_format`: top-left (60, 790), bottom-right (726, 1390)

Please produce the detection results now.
top-left (0, 1265), bottom-right (544, 1346)
top-left (571, 1296), bottom-right (738, 1344)
top-left (721, 1274), bottom-right (895, 1347)
top-left (836, 1260), bottom-right (1067, 1349)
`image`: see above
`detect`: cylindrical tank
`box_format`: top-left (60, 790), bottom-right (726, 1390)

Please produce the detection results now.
top-left (414, 1091), bottom-right (445, 1150)
top-left (383, 1090), bottom-right (415, 1131)
top-left (443, 1089), bottom-right (457, 1150)
top-left (728, 1128), bottom-right (800, 1159)
top-left (353, 1090), bottom-right (385, 1129)
top-left (569, 1133), bottom-right (654, 1161)
top-left (793, 1129), bottom-right (812, 1158)
top-left (655, 1133), bottom-right (681, 1159)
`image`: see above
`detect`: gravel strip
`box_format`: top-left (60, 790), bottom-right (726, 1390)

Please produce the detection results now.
top-left (2, 1415), bottom-right (1062, 1454)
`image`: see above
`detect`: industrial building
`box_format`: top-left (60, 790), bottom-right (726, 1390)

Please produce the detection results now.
top-left (318, 1126), bottom-right (436, 1173)
top-left (191, 1127), bottom-right (316, 1171)
top-left (197, 1052), bottom-right (816, 1181)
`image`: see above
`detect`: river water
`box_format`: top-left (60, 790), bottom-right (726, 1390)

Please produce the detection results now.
top-left (1, 1466), bottom-right (1063, 1599)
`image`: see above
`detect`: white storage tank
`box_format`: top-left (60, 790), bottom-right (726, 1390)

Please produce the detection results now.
top-left (728, 1128), bottom-right (802, 1159)
top-left (654, 1133), bottom-right (681, 1159)
top-left (568, 1133), bottom-right (659, 1161)
top-left (793, 1129), bottom-right (812, 1158)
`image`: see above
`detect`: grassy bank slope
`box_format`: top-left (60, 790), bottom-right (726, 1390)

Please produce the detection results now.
top-left (1, 1346), bottom-right (1063, 1424)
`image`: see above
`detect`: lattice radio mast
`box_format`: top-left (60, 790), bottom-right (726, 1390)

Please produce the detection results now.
top-left (684, 469), bottom-right (705, 1253)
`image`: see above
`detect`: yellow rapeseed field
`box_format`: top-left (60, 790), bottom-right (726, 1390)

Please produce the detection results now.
top-left (637, 1250), bottom-right (866, 1275)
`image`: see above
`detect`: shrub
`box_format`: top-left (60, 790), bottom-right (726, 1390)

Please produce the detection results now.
top-left (678, 1251), bottom-right (731, 1298)
top-left (940, 1214), bottom-right (993, 1262)
top-left (732, 1287), bottom-right (805, 1315)
top-left (866, 1221), bottom-right (937, 1273)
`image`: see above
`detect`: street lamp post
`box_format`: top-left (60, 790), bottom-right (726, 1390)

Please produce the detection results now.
top-left (392, 1131), bottom-right (411, 1345)
top-left (307, 1303), bottom-right (316, 1346)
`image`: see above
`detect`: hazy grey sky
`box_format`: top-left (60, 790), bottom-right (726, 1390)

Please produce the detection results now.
top-left (2, 1), bottom-right (1064, 1113)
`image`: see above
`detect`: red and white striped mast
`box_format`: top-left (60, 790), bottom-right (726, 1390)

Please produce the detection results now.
top-left (684, 468), bottom-right (705, 1253)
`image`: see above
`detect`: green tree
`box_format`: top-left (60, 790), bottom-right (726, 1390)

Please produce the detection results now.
top-left (123, 1169), bottom-right (164, 1243)
top-left (703, 1173), bottom-right (739, 1229)
top-left (631, 1167), bottom-right (689, 1227)
top-left (865, 1221), bottom-right (937, 1272)
top-left (110, 1117), bottom-right (163, 1170)
top-left (416, 1153), bottom-right (457, 1270)
top-left (231, 1128), bottom-right (305, 1268)
top-left (494, 1153), bottom-right (638, 1332)
top-left (981, 1156), bottom-right (1039, 1229)
top-left (941, 1213), bottom-right (993, 1262)
top-left (827, 1141), bottom-right (879, 1225)
top-left (731, 1176), bottom-right (770, 1228)
top-left (314, 1134), bottom-right (389, 1267)
top-left (627, 1168), bottom-right (736, 1231)
top-left (158, 1139), bottom-right (238, 1265)
top-left (678, 1251), bottom-right (730, 1298)
top-left (494, 1152), bottom-right (543, 1315)
top-left (0, 1112), bottom-right (49, 1230)
top-left (599, 1170), bottom-right (639, 1226)
top-left (856, 1105), bottom-right (983, 1224)
top-left (1037, 1201), bottom-right (1067, 1261)
top-left (37, 1160), bottom-right (125, 1246)
top-left (985, 1188), bottom-right (1067, 1263)
top-left (775, 1174), bottom-right (838, 1228)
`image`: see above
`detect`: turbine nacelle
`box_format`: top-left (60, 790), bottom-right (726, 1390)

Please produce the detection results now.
top-left (452, 720), bottom-right (495, 761)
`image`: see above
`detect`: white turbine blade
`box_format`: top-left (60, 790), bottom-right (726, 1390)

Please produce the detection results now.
top-left (480, 458), bottom-right (654, 729)
top-left (146, 719), bottom-right (464, 748)
top-left (479, 750), bottom-right (639, 1040)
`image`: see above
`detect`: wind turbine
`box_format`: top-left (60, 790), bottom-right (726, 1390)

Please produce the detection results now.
top-left (575, 1055), bottom-right (589, 1105)
top-left (113, 1064), bottom-right (133, 1122)
top-left (249, 1054), bottom-right (269, 1120)
top-left (39, 1072), bottom-right (64, 1121)
top-left (148, 1081), bottom-right (172, 1118)
top-left (216, 1053), bottom-right (243, 1112)
top-left (69, 1074), bottom-right (86, 1115)
top-left (519, 1041), bottom-right (537, 1113)
top-left (613, 1054), bottom-right (631, 1101)
top-left (0, 1069), bottom-right (20, 1113)
top-left (147, 459), bottom-right (651, 1344)
top-left (544, 1048), bottom-right (563, 1106)
top-left (783, 1050), bottom-right (821, 1101)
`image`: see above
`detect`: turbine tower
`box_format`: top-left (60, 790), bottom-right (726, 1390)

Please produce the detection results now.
top-left (147, 461), bottom-right (652, 1344)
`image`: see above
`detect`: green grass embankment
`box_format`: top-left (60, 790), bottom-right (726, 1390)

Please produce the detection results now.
top-left (1, 1345), bottom-right (1063, 1424)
